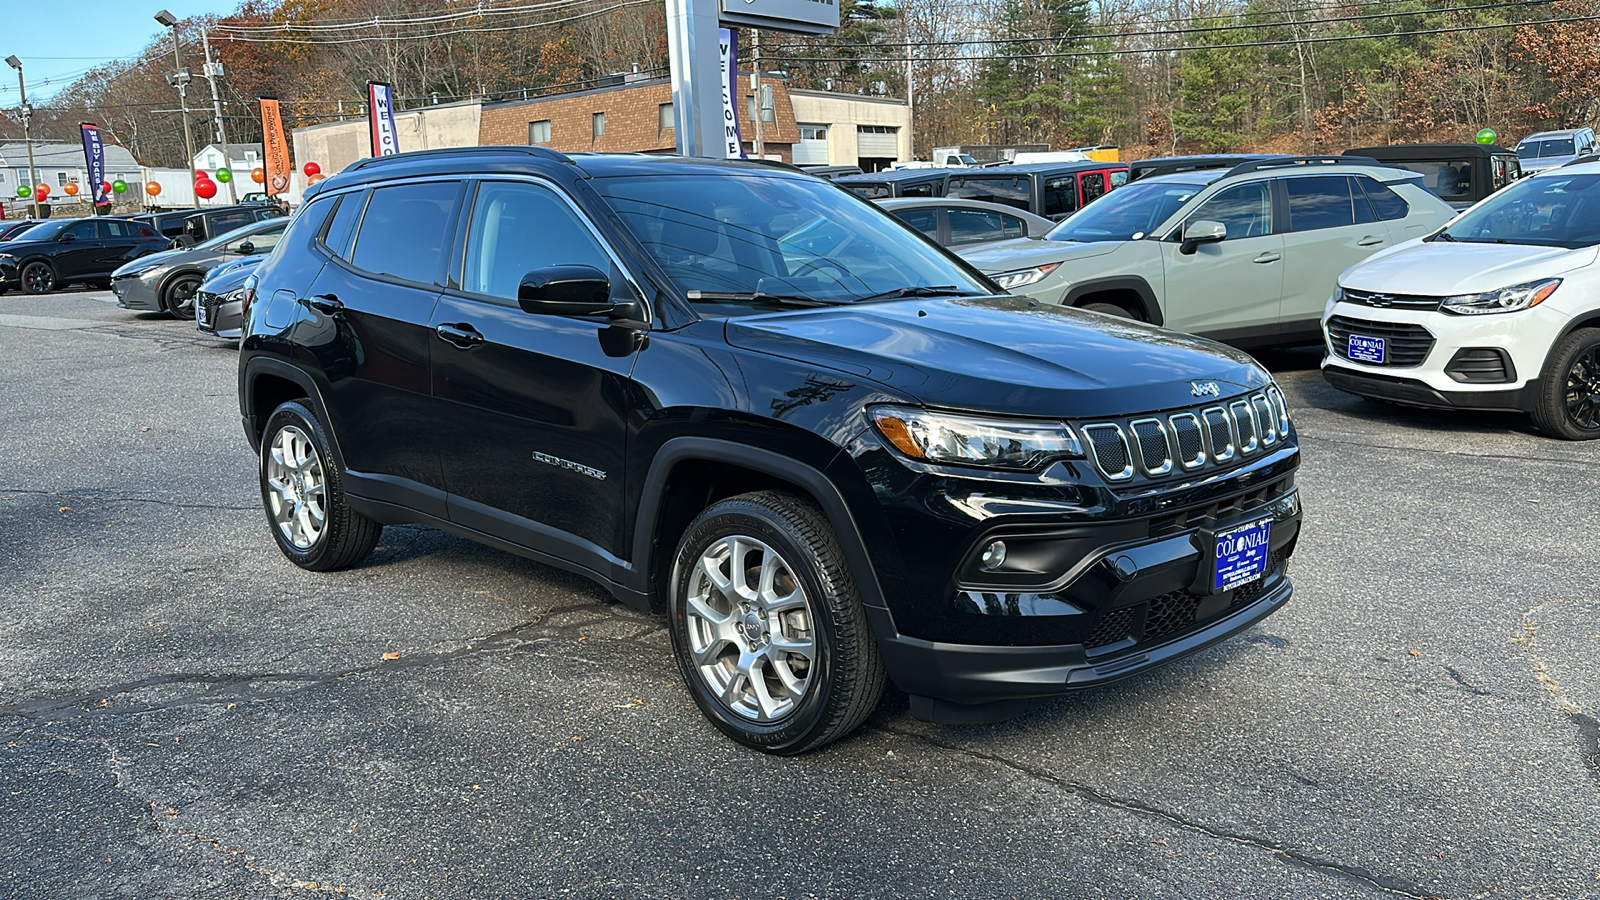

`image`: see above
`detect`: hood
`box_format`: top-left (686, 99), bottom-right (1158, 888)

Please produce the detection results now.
top-left (200, 255), bottom-right (262, 292)
top-left (957, 237), bottom-right (1122, 273)
top-left (1519, 157), bottom-right (1576, 174)
top-left (1342, 241), bottom-right (1598, 295)
top-left (113, 247), bottom-right (231, 277)
top-left (724, 295), bottom-right (1270, 419)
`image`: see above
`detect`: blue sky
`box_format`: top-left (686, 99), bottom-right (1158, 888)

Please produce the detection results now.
top-left (0, 1), bottom-right (235, 101)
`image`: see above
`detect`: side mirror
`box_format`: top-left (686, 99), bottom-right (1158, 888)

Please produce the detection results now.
top-left (517, 265), bottom-right (636, 318)
top-left (58, 232), bottom-right (77, 243)
top-left (236, 241), bottom-right (255, 255)
top-left (1179, 219), bottom-right (1227, 255)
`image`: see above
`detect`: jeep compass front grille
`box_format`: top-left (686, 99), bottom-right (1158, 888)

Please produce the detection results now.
top-left (1080, 387), bottom-right (1290, 483)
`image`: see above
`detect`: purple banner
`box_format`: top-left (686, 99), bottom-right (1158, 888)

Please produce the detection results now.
top-left (80, 123), bottom-right (108, 207)
top-left (719, 28), bottom-right (744, 159)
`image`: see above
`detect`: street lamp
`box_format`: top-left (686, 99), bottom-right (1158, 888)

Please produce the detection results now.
top-left (155, 10), bottom-right (198, 204)
top-left (6, 55), bottom-right (39, 219)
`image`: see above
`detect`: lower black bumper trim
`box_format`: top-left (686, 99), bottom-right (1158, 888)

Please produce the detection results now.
top-left (1322, 365), bottom-right (1533, 412)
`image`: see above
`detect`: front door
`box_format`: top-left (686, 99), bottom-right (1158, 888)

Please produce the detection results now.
top-left (1277, 175), bottom-right (1396, 338)
top-left (1159, 181), bottom-right (1284, 342)
top-left (54, 220), bottom-right (103, 280)
top-left (430, 178), bottom-right (640, 569)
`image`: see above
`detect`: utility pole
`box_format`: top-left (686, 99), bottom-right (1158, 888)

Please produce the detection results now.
top-left (751, 31), bottom-right (763, 159)
top-left (5, 56), bottom-right (39, 218)
top-left (155, 10), bottom-right (198, 204)
top-left (200, 27), bottom-right (236, 203)
top-left (905, 54), bottom-right (914, 162)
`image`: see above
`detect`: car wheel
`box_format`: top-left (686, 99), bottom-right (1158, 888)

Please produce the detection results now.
top-left (259, 400), bottom-right (382, 570)
top-left (1532, 328), bottom-right (1600, 440)
top-left (20, 261), bottom-right (55, 295)
top-left (162, 273), bottom-right (203, 320)
top-left (1081, 301), bottom-right (1137, 320)
top-left (668, 491), bottom-right (885, 754)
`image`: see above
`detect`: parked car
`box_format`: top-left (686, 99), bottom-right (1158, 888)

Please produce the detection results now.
top-left (878, 197), bottom-right (1055, 248)
top-left (0, 217), bottom-right (169, 294)
top-left (112, 216), bottom-right (287, 318)
top-left (0, 219), bottom-right (45, 242)
top-left (1514, 128), bottom-right (1598, 175)
top-left (800, 165), bottom-right (863, 180)
top-left (835, 167), bottom-right (955, 198)
top-left (1128, 154), bottom-right (1287, 183)
top-left (945, 161), bottom-right (1130, 221)
top-left (239, 146), bottom-right (1302, 753)
top-left (128, 208), bottom-right (199, 241)
top-left (1322, 159), bottom-right (1600, 439)
top-left (132, 203), bottom-right (284, 248)
top-left (195, 254), bottom-right (263, 340)
top-left (959, 156), bottom-right (1455, 347)
top-left (1344, 143), bottom-right (1521, 209)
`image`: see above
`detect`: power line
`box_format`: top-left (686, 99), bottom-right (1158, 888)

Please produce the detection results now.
top-left (211, 0), bottom-right (646, 43)
top-left (211, 0), bottom-right (618, 32)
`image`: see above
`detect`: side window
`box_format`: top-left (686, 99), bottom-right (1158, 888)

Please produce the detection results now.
top-left (1187, 182), bottom-right (1273, 239)
top-left (1081, 172), bottom-right (1107, 203)
top-left (245, 224), bottom-right (285, 253)
top-left (900, 181), bottom-right (937, 198)
top-left (321, 190), bottom-right (367, 257)
top-left (1348, 177), bottom-right (1378, 224)
top-left (138, 225), bottom-right (158, 238)
top-left (209, 211), bottom-right (254, 236)
top-left (274, 195), bottom-right (339, 257)
top-left (891, 208), bottom-right (939, 240)
top-left (947, 208), bottom-right (1010, 245)
top-left (1043, 177), bottom-right (1078, 218)
top-left (1355, 176), bottom-right (1410, 220)
top-left (65, 221), bottom-right (97, 240)
top-left (350, 181), bottom-right (461, 286)
top-left (948, 176), bottom-right (1029, 211)
top-left (1109, 170), bottom-right (1129, 187)
top-left (105, 220), bottom-right (133, 238)
top-left (1285, 175), bottom-right (1358, 231)
top-left (459, 180), bottom-right (611, 304)
top-left (849, 184), bottom-right (890, 199)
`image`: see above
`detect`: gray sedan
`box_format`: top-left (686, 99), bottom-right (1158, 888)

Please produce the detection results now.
top-left (875, 197), bottom-right (1055, 249)
top-left (111, 217), bottom-right (286, 319)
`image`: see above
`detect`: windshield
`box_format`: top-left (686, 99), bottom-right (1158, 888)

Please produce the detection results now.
top-left (956, 154), bottom-right (978, 166)
top-left (1439, 172), bottom-right (1600, 248)
top-left (196, 218), bottom-right (284, 251)
top-left (1517, 138), bottom-right (1576, 159)
top-left (1044, 180), bottom-right (1206, 242)
top-left (593, 173), bottom-right (993, 311)
top-left (12, 220), bottom-right (72, 242)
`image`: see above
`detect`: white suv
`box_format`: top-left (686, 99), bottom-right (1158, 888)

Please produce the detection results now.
top-left (1322, 159), bottom-right (1600, 439)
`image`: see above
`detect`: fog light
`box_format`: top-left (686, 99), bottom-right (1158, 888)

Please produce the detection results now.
top-left (980, 540), bottom-right (1008, 571)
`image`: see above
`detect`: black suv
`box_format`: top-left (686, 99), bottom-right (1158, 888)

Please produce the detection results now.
top-left (238, 148), bottom-right (1303, 753)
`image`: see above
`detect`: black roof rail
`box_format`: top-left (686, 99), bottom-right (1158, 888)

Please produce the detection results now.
top-left (344, 145), bottom-right (573, 173)
top-left (1224, 155), bottom-right (1380, 177)
top-left (1560, 153), bottom-right (1600, 168)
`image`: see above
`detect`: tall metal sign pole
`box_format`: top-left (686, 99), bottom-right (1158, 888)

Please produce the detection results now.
top-left (666, 0), bottom-right (837, 158)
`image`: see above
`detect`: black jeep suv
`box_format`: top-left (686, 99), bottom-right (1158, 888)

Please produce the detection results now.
top-left (238, 147), bottom-right (1302, 753)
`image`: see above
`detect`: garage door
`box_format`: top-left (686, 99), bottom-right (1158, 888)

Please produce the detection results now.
top-left (857, 126), bottom-right (899, 158)
top-left (795, 124), bottom-right (829, 165)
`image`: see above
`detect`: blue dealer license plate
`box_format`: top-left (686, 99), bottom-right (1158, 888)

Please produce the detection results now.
top-left (1347, 334), bottom-right (1385, 364)
top-left (1214, 519), bottom-right (1271, 592)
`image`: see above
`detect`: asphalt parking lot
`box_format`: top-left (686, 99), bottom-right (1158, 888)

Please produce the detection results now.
top-left (1, 289), bottom-right (1597, 900)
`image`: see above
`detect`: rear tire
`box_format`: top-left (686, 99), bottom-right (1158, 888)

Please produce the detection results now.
top-left (668, 491), bottom-right (885, 754)
top-left (1081, 301), bottom-right (1137, 320)
top-left (1532, 328), bottom-right (1600, 440)
top-left (258, 401), bottom-right (382, 570)
top-left (162, 273), bottom-right (203, 320)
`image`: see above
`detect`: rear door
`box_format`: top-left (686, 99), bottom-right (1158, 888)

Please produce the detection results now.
top-left (429, 177), bottom-right (641, 567)
top-left (55, 220), bottom-right (104, 280)
top-left (1276, 175), bottom-right (1394, 337)
top-left (98, 220), bottom-right (145, 272)
top-left (301, 180), bottom-right (463, 508)
top-left (1158, 180), bottom-right (1284, 341)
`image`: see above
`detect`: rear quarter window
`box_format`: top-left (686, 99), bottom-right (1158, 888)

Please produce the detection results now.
top-left (1356, 176), bottom-right (1411, 220)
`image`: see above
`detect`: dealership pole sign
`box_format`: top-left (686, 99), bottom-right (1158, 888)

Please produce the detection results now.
top-left (368, 82), bottom-right (400, 157)
top-left (719, 29), bottom-right (744, 159)
top-left (79, 123), bottom-right (109, 207)
top-left (718, 0), bottom-right (838, 34)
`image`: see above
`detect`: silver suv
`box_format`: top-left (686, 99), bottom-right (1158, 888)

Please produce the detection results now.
top-left (1515, 128), bottom-right (1598, 175)
top-left (959, 157), bottom-right (1455, 348)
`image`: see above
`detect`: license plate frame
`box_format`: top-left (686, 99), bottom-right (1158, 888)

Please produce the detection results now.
top-left (195, 301), bottom-right (208, 327)
top-left (1210, 518), bottom-right (1272, 593)
top-left (1347, 333), bottom-right (1386, 364)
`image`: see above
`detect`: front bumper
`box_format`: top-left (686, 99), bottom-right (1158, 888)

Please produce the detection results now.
top-left (196, 290), bottom-right (243, 338)
top-left (111, 271), bottom-right (162, 311)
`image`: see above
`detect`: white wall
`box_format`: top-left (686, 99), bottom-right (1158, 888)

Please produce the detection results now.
top-left (787, 90), bottom-right (912, 166)
top-left (293, 101), bottom-right (483, 178)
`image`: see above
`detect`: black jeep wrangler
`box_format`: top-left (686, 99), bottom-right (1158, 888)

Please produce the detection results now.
top-left (237, 147), bottom-right (1302, 753)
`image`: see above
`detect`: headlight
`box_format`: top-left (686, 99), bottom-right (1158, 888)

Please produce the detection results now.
top-left (991, 262), bottom-right (1062, 290)
top-left (1441, 278), bottom-right (1560, 315)
top-left (870, 405), bottom-right (1083, 470)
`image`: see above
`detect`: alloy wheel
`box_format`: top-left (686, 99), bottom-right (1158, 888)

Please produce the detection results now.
top-left (264, 424), bottom-right (328, 550)
top-left (683, 534), bottom-right (817, 722)
top-left (167, 275), bottom-right (202, 318)
top-left (1564, 345), bottom-right (1600, 430)
top-left (21, 262), bottom-right (54, 294)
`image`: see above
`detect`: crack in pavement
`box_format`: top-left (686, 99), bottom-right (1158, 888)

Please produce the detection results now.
top-left (1511, 599), bottom-right (1599, 782)
top-left (878, 725), bottom-right (1438, 899)
top-left (0, 487), bottom-right (255, 512)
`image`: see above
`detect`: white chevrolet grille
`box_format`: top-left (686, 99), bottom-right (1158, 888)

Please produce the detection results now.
top-left (1082, 388), bottom-right (1290, 482)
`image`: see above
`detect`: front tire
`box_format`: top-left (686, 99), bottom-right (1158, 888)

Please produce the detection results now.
top-left (668, 491), bottom-right (885, 754)
top-left (1533, 328), bottom-right (1600, 440)
top-left (162, 273), bottom-right (203, 319)
top-left (20, 261), bottom-right (55, 295)
top-left (1081, 301), bottom-right (1137, 320)
top-left (258, 401), bottom-right (382, 570)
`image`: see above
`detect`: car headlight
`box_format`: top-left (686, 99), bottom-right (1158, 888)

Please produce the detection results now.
top-left (869, 405), bottom-right (1083, 470)
top-left (990, 262), bottom-right (1062, 291)
top-left (1440, 278), bottom-right (1560, 315)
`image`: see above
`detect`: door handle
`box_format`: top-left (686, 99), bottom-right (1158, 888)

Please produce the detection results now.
top-left (1252, 252), bottom-right (1281, 264)
top-left (308, 293), bottom-right (344, 315)
top-left (1357, 235), bottom-right (1385, 246)
top-left (436, 322), bottom-right (484, 349)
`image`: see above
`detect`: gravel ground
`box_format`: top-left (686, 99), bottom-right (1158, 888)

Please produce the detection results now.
top-left (2, 290), bottom-right (1596, 899)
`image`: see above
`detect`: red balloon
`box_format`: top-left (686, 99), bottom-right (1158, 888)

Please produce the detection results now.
top-left (101, 181), bottom-right (112, 195)
top-left (34, 185), bottom-right (48, 202)
top-left (302, 161), bottom-right (321, 177)
top-left (195, 180), bottom-right (218, 200)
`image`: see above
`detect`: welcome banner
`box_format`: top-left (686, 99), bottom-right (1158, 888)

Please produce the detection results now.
top-left (260, 98), bottom-right (292, 197)
top-left (368, 82), bottom-right (400, 157)
top-left (79, 123), bottom-right (108, 207)
top-left (718, 29), bottom-right (744, 159)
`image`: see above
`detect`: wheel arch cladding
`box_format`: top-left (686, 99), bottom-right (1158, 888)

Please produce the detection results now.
top-left (1065, 276), bottom-right (1163, 325)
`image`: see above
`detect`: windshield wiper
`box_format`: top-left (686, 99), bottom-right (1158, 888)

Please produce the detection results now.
top-left (685, 289), bottom-right (844, 308)
top-left (855, 285), bottom-right (972, 302)
top-left (1428, 230), bottom-right (1458, 243)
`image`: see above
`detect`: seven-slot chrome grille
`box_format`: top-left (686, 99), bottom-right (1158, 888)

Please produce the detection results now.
top-left (1079, 387), bottom-right (1291, 483)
